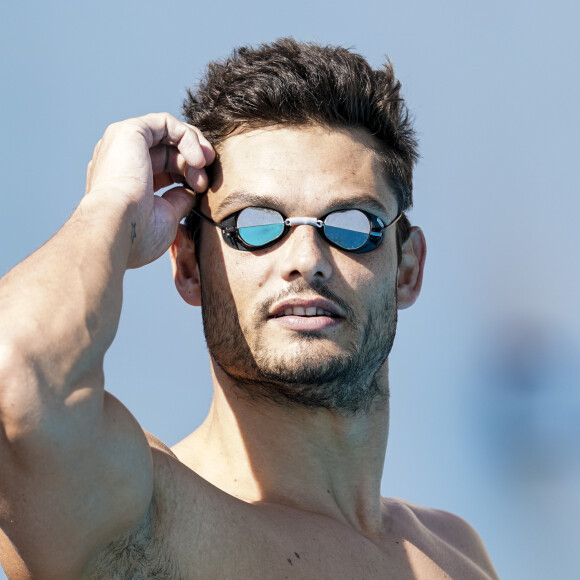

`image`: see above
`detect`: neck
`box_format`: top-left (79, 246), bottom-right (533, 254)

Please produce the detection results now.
top-left (174, 359), bottom-right (391, 538)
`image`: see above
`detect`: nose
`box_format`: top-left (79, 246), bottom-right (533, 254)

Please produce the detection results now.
top-left (277, 223), bottom-right (333, 283)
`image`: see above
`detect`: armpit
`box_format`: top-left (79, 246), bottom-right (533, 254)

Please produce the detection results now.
top-left (83, 495), bottom-right (182, 580)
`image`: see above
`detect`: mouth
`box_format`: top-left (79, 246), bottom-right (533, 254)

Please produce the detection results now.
top-left (269, 297), bottom-right (343, 318)
top-left (272, 306), bottom-right (338, 318)
top-left (267, 299), bottom-right (343, 330)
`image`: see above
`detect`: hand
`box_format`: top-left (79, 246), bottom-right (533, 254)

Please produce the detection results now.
top-left (85, 113), bottom-right (215, 268)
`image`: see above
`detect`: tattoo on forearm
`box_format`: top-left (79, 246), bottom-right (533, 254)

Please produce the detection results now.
top-left (131, 222), bottom-right (137, 244)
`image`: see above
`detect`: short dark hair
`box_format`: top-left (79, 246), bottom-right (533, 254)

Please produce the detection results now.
top-left (183, 38), bottom-right (418, 256)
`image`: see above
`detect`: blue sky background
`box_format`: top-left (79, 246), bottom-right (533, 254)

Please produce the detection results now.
top-left (1, 1), bottom-right (579, 578)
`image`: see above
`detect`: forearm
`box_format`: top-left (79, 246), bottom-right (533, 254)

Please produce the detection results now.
top-left (0, 194), bottom-right (133, 420)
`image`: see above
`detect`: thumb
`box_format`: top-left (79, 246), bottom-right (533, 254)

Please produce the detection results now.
top-left (161, 186), bottom-right (197, 222)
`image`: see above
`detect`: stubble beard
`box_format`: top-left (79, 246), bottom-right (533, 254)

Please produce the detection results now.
top-left (200, 278), bottom-right (397, 415)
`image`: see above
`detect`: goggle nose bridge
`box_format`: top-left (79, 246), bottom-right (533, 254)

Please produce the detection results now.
top-left (284, 217), bottom-right (324, 228)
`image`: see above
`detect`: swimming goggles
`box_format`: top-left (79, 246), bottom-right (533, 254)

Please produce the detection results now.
top-left (191, 206), bottom-right (402, 253)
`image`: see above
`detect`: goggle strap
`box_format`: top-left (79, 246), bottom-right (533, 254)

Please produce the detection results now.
top-left (191, 208), bottom-right (221, 227)
top-left (388, 212), bottom-right (403, 230)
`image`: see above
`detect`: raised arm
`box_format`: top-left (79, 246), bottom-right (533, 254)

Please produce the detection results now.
top-left (0, 114), bottom-right (214, 578)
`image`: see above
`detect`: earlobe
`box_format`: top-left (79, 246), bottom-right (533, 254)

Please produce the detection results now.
top-left (397, 226), bottom-right (427, 310)
top-left (170, 225), bottom-right (202, 306)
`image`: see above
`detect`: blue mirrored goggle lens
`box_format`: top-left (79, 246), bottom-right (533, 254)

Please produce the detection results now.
top-left (238, 223), bottom-right (285, 246)
top-left (323, 226), bottom-right (369, 249)
top-left (237, 207), bottom-right (285, 247)
top-left (323, 210), bottom-right (371, 250)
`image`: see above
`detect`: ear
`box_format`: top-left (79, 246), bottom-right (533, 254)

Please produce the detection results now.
top-left (397, 226), bottom-right (427, 310)
top-left (170, 225), bottom-right (202, 306)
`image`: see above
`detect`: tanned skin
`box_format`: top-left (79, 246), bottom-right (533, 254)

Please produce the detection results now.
top-left (0, 114), bottom-right (499, 579)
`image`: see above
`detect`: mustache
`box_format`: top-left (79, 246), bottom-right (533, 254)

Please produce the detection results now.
top-left (258, 279), bottom-right (357, 322)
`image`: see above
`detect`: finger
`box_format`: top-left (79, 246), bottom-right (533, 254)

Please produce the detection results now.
top-left (150, 147), bottom-right (209, 192)
top-left (139, 113), bottom-right (215, 169)
top-left (185, 165), bottom-right (209, 192)
top-left (161, 186), bottom-right (197, 222)
top-left (150, 145), bottom-right (183, 176)
top-left (184, 123), bottom-right (216, 165)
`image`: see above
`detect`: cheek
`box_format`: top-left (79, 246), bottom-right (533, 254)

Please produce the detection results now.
top-left (336, 251), bottom-right (398, 310)
top-left (337, 249), bottom-right (395, 288)
top-left (219, 251), bottom-right (273, 312)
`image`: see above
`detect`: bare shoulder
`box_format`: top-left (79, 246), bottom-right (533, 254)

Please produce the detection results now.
top-left (389, 498), bottom-right (489, 554)
top-left (383, 497), bottom-right (499, 580)
top-left (145, 430), bottom-right (179, 457)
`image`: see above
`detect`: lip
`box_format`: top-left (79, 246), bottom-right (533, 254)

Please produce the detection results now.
top-left (268, 297), bottom-right (344, 319)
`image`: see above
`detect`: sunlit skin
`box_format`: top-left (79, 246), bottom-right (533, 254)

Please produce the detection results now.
top-left (171, 125), bottom-right (419, 536)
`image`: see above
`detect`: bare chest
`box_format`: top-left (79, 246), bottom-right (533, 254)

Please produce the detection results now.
top-left (190, 525), bottom-right (457, 580)
top-left (88, 500), bottom-right (484, 580)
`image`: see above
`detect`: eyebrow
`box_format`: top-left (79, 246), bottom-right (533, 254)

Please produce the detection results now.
top-left (216, 191), bottom-right (395, 218)
top-left (216, 191), bottom-right (284, 215)
top-left (328, 194), bottom-right (393, 216)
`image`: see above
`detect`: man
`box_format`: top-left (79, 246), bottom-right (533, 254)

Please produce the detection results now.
top-left (0, 39), bottom-right (498, 579)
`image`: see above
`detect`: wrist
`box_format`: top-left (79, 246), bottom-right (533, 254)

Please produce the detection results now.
top-left (70, 193), bottom-right (139, 269)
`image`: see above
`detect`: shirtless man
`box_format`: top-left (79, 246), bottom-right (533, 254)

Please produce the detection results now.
top-left (0, 39), bottom-right (499, 579)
